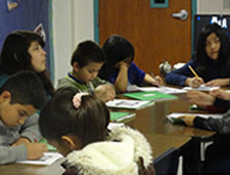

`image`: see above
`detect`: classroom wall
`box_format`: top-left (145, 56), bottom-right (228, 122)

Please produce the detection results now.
top-left (52, 0), bottom-right (94, 87)
top-left (197, 0), bottom-right (230, 14)
top-left (52, 0), bottom-right (230, 87)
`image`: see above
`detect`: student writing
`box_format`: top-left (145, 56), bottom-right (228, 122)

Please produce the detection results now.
top-left (0, 71), bottom-right (48, 164)
top-left (39, 90), bottom-right (154, 175)
top-left (57, 40), bottom-right (115, 102)
top-left (164, 23), bottom-right (230, 88)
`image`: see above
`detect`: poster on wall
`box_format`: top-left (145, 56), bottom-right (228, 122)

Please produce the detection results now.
top-left (0, 0), bottom-right (53, 78)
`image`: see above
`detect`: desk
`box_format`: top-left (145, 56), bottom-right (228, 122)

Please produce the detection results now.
top-left (128, 96), bottom-right (216, 138)
top-left (126, 93), bottom-right (217, 173)
top-left (144, 133), bottom-right (191, 158)
top-left (0, 92), bottom-right (217, 174)
top-left (0, 158), bottom-right (65, 175)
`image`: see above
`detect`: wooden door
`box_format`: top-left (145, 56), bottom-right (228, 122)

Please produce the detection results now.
top-left (98, 0), bottom-right (192, 75)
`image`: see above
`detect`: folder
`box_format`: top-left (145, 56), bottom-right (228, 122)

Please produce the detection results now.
top-left (123, 91), bottom-right (177, 101)
top-left (110, 111), bottom-right (136, 122)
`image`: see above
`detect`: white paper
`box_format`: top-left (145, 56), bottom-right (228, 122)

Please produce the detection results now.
top-left (127, 85), bottom-right (186, 94)
top-left (167, 112), bottom-right (223, 123)
top-left (138, 86), bottom-right (186, 94)
top-left (16, 152), bottom-right (63, 165)
top-left (182, 85), bottom-right (220, 91)
top-left (106, 99), bottom-right (153, 109)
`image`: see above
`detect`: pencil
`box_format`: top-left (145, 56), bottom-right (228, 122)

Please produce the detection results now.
top-left (150, 72), bottom-right (160, 87)
top-left (188, 65), bottom-right (199, 78)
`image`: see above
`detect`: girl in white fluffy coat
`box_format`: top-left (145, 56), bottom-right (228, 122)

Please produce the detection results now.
top-left (39, 90), bottom-right (154, 175)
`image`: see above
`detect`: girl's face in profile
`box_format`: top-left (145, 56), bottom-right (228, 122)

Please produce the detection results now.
top-left (205, 32), bottom-right (221, 60)
top-left (28, 41), bottom-right (47, 73)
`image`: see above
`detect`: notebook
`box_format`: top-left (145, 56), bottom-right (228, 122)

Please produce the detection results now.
top-left (106, 99), bottom-right (154, 109)
top-left (16, 152), bottom-right (63, 165)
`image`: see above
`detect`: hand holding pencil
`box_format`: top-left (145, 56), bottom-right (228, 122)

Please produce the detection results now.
top-left (149, 72), bottom-right (163, 87)
top-left (186, 65), bottom-right (204, 88)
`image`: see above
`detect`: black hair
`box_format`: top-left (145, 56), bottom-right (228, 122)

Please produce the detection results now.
top-left (99, 34), bottom-right (134, 80)
top-left (195, 23), bottom-right (230, 75)
top-left (39, 91), bottom-right (110, 147)
top-left (71, 40), bottom-right (106, 68)
top-left (0, 30), bottom-right (55, 97)
top-left (0, 70), bottom-right (47, 110)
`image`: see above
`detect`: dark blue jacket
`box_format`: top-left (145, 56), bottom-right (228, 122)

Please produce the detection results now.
top-left (164, 59), bottom-right (230, 86)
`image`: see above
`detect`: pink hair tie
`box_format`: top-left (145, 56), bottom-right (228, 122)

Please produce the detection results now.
top-left (72, 92), bottom-right (88, 108)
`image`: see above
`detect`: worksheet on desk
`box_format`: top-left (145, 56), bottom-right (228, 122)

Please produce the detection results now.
top-left (182, 85), bottom-right (219, 91)
top-left (106, 99), bottom-right (153, 109)
top-left (127, 85), bottom-right (186, 94)
top-left (16, 152), bottom-right (63, 165)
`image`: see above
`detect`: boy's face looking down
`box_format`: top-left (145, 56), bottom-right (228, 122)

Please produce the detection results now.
top-left (73, 61), bottom-right (103, 83)
top-left (0, 91), bottom-right (37, 128)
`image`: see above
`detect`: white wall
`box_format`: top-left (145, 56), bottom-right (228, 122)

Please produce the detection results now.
top-left (197, 0), bottom-right (230, 14)
top-left (52, 0), bottom-right (94, 88)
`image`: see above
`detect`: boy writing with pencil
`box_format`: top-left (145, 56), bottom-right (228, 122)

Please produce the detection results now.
top-left (57, 40), bottom-right (116, 102)
top-left (0, 71), bottom-right (48, 164)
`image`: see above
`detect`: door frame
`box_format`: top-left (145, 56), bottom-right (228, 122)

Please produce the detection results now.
top-left (93, 0), bottom-right (197, 52)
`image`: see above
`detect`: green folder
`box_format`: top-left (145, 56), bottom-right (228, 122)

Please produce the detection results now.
top-left (123, 91), bottom-right (177, 101)
top-left (110, 111), bottom-right (135, 122)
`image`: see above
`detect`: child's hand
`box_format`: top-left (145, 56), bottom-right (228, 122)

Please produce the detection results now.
top-left (26, 143), bottom-right (48, 160)
top-left (95, 84), bottom-right (116, 102)
top-left (178, 115), bottom-right (196, 126)
top-left (209, 89), bottom-right (230, 100)
top-left (152, 76), bottom-right (163, 86)
top-left (186, 77), bottom-right (204, 88)
top-left (115, 61), bottom-right (129, 70)
top-left (186, 90), bottom-right (215, 107)
top-left (205, 78), bottom-right (228, 87)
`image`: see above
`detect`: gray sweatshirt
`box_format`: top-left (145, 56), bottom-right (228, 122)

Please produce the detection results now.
top-left (0, 113), bottom-right (41, 164)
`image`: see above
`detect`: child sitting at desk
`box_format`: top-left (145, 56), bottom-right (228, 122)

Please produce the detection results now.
top-left (164, 23), bottom-right (230, 88)
top-left (57, 40), bottom-right (115, 102)
top-left (39, 90), bottom-right (154, 175)
top-left (0, 71), bottom-right (48, 164)
top-left (99, 35), bottom-right (163, 93)
top-left (179, 102), bottom-right (230, 173)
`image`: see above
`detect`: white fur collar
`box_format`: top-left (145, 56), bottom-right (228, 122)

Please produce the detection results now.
top-left (66, 126), bottom-right (153, 175)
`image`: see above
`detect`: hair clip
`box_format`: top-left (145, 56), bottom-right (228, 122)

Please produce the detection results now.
top-left (72, 92), bottom-right (88, 108)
